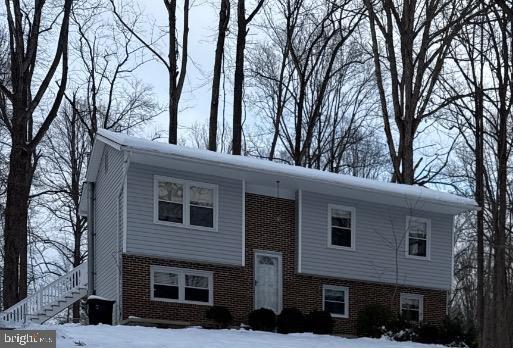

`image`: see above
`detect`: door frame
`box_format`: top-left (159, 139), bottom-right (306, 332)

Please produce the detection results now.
top-left (253, 250), bottom-right (283, 313)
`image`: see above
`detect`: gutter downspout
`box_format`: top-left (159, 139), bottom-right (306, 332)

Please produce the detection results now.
top-left (87, 181), bottom-right (96, 295)
top-left (117, 149), bottom-right (132, 324)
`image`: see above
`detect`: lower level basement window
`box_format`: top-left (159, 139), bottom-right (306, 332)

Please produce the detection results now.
top-left (151, 266), bottom-right (213, 305)
top-left (322, 285), bottom-right (349, 318)
top-left (400, 293), bottom-right (424, 323)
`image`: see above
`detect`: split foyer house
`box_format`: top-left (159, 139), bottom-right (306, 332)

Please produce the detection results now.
top-left (0, 129), bottom-right (477, 331)
top-left (77, 129), bottom-right (476, 334)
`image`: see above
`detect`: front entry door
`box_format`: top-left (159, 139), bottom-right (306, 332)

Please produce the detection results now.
top-left (254, 251), bottom-right (282, 313)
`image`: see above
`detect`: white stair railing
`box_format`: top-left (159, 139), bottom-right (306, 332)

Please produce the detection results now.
top-left (0, 262), bottom-right (88, 325)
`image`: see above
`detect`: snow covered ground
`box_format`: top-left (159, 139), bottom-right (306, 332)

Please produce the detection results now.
top-left (35, 324), bottom-right (447, 348)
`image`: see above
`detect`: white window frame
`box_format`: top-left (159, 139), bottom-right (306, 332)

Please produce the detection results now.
top-left (154, 175), bottom-right (218, 232)
top-left (400, 293), bottom-right (424, 322)
top-left (327, 204), bottom-right (356, 251)
top-left (150, 265), bottom-right (213, 306)
top-left (322, 285), bottom-right (349, 318)
top-left (405, 216), bottom-right (431, 260)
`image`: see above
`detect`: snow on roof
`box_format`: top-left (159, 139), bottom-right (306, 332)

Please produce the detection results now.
top-left (95, 129), bottom-right (477, 210)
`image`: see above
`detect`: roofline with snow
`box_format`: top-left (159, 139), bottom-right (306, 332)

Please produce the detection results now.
top-left (83, 130), bottom-right (479, 214)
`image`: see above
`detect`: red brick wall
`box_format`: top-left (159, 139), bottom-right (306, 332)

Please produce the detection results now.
top-left (122, 193), bottom-right (447, 335)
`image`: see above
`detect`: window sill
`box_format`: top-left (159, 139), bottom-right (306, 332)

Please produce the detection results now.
top-left (327, 244), bottom-right (355, 252)
top-left (330, 313), bottom-right (349, 319)
top-left (153, 219), bottom-right (218, 232)
top-left (405, 254), bottom-right (431, 261)
top-left (151, 297), bottom-right (213, 306)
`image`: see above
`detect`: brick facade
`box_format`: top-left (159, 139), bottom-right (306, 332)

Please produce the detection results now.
top-left (122, 193), bottom-right (447, 335)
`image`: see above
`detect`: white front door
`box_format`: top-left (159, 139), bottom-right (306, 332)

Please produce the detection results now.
top-left (254, 252), bottom-right (282, 313)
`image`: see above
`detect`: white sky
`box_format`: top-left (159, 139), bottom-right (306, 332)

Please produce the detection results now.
top-left (132, 0), bottom-right (223, 138)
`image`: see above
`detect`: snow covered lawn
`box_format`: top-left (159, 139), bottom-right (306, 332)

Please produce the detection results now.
top-left (36, 324), bottom-right (447, 348)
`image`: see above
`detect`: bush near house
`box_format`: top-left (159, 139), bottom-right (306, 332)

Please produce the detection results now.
top-left (357, 303), bottom-right (394, 338)
top-left (305, 311), bottom-right (334, 335)
top-left (276, 308), bottom-right (306, 334)
top-left (205, 306), bottom-right (233, 329)
top-left (380, 314), bottom-right (476, 348)
top-left (248, 308), bottom-right (276, 332)
top-left (414, 317), bottom-right (475, 347)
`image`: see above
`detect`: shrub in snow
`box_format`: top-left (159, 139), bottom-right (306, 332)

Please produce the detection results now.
top-left (305, 311), bottom-right (334, 335)
top-left (276, 308), bottom-right (306, 334)
top-left (357, 303), bottom-right (394, 338)
top-left (381, 316), bottom-right (474, 347)
top-left (383, 326), bottom-right (417, 342)
top-left (205, 306), bottom-right (233, 329)
top-left (415, 317), bottom-right (472, 347)
top-left (248, 308), bottom-right (276, 332)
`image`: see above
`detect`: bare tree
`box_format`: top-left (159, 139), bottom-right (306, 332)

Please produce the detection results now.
top-left (248, 0), bottom-right (372, 172)
top-left (446, 13), bottom-right (487, 345)
top-left (0, 0), bottom-right (73, 309)
top-left (232, 0), bottom-right (265, 155)
top-left (364, 0), bottom-right (479, 184)
top-left (68, 2), bottom-right (161, 143)
top-left (445, 3), bottom-right (513, 346)
top-left (208, 0), bottom-right (230, 151)
top-left (35, 103), bottom-right (89, 322)
top-left (111, 0), bottom-right (189, 144)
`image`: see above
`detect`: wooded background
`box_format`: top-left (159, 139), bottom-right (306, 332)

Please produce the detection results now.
top-left (0, 0), bottom-right (512, 347)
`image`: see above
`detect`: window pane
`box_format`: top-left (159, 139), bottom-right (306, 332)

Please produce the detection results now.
top-left (154, 284), bottom-right (178, 300)
top-left (332, 227), bottom-right (351, 247)
top-left (331, 209), bottom-right (351, 228)
top-left (409, 238), bottom-right (427, 257)
top-left (158, 201), bottom-right (183, 223)
top-left (258, 256), bottom-right (276, 265)
top-left (190, 206), bottom-right (214, 228)
top-left (401, 298), bottom-right (420, 310)
top-left (190, 186), bottom-right (214, 207)
top-left (154, 271), bottom-right (178, 286)
top-left (184, 287), bottom-right (209, 302)
top-left (185, 274), bottom-right (209, 288)
top-left (325, 301), bottom-right (345, 316)
top-left (159, 182), bottom-right (183, 202)
top-left (409, 220), bottom-right (427, 239)
top-left (402, 309), bottom-right (420, 322)
top-left (325, 288), bottom-right (345, 302)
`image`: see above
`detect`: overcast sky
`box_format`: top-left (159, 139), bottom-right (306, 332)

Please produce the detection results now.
top-left (132, 0), bottom-right (223, 138)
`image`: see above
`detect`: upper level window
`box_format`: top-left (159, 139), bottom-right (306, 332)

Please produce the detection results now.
top-left (323, 285), bottom-right (349, 318)
top-left (155, 176), bottom-right (217, 230)
top-left (406, 216), bottom-right (431, 259)
top-left (400, 293), bottom-right (423, 323)
top-left (158, 181), bottom-right (184, 224)
top-left (189, 186), bottom-right (215, 228)
top-left (328, 205), bottom-right (355, 250)
top-left (151, 266), bottom-right (213, 305)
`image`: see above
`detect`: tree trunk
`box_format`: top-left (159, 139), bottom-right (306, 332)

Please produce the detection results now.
top-left (492, 13), bottom-right (510, 348)
top-left (1, 0), bottom-right (72, 309)
top-left (232, 0), bottom-right (247, 155)
top-left (474, 85), bottom-right (485, 348)
top-left (167, 0), bottom-right (179, 145)
top-left (209, 0), bottom-right (230, 151)
top-left (494, 83), bottom-right (509, 348)
top-left (3, 138), bottom-right (32, 309)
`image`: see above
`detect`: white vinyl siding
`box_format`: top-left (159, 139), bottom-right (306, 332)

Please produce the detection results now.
top-left (300, 190), bottom-right (454, 290)
top-left (150, 266), bottom-right (213, 305)
top-left (94, 147), bottom-right (124, 316)
top-left (127, 164), bottom-right (243, 266)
